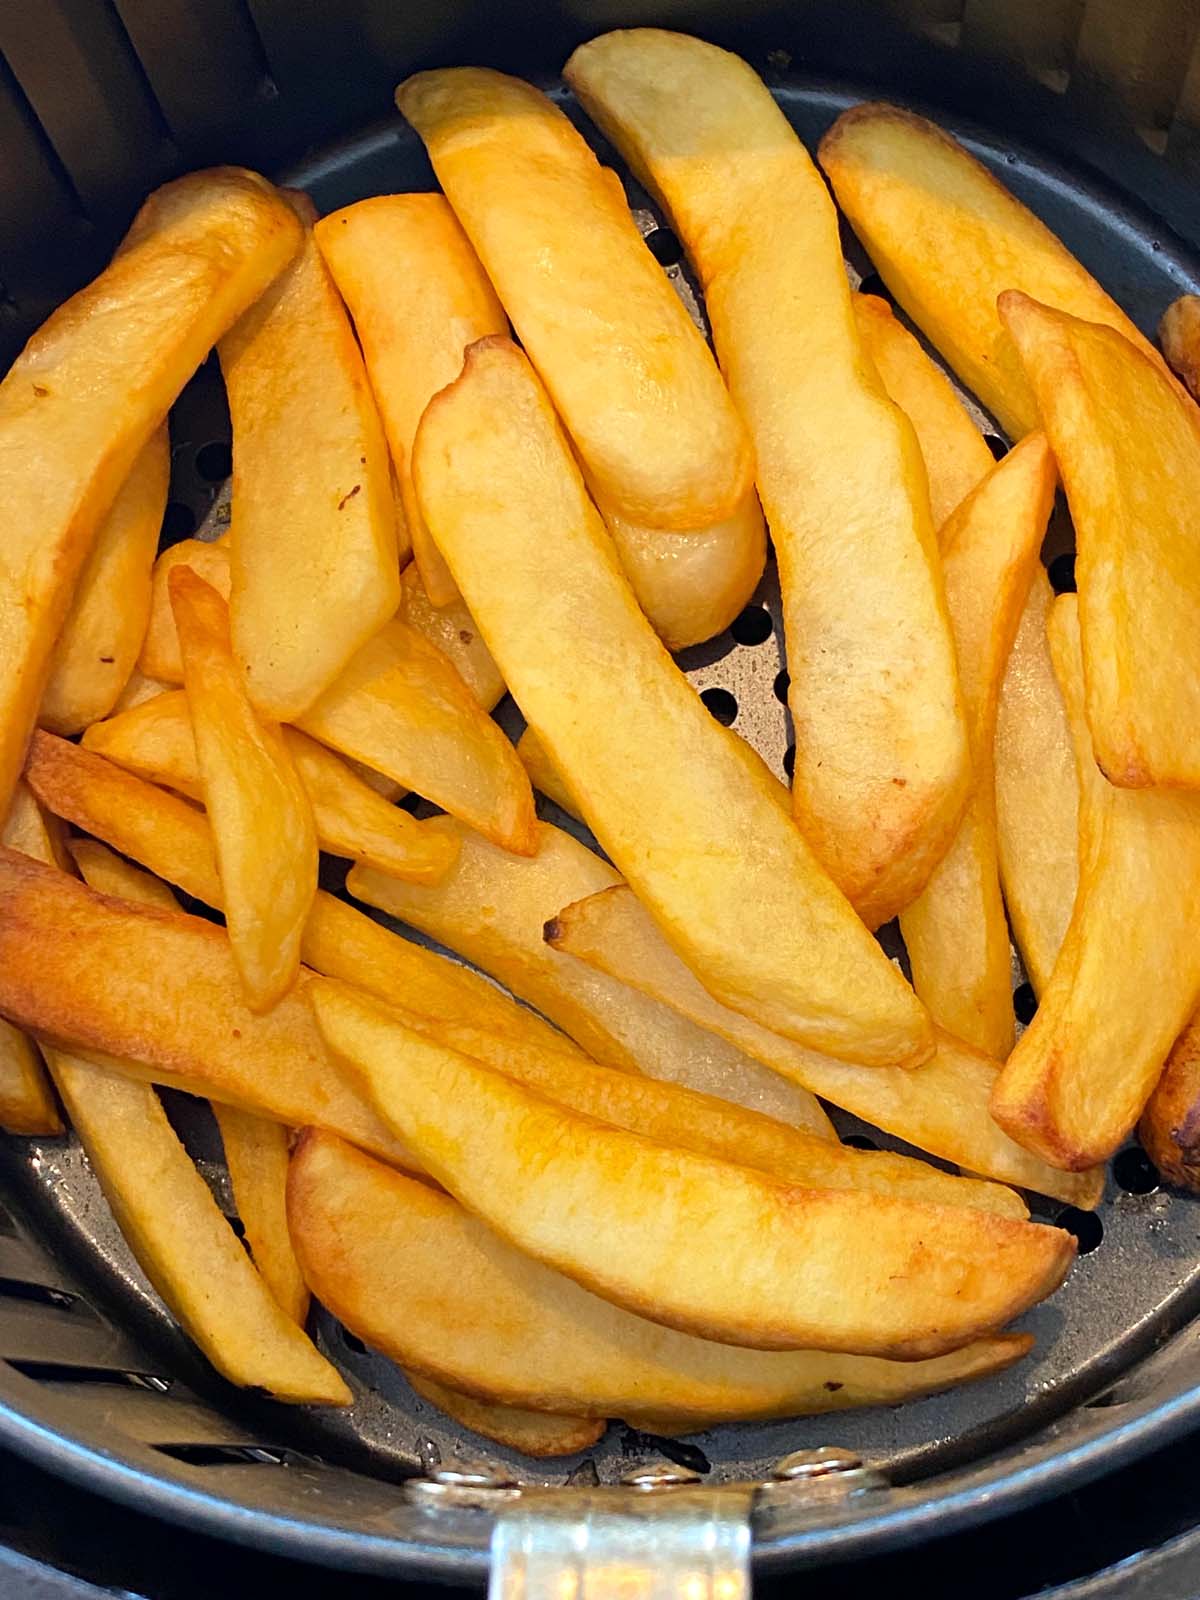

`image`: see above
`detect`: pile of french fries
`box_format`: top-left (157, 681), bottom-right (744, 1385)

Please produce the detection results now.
top-left (2, 27), bottom-right (1199, 1460)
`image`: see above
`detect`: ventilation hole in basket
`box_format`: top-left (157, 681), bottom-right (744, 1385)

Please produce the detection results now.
top-left (1113, 1146), bottom-right (1160, 1196)
top-left (1048, 553), bottom-right (1077, 594)
top-left (1056, 1207), bottom-right (1103, 1255)
top-left (857, 273), bottom-right (889, 299)
top-left (8, 1361), bottom-right (171, 1391)
top-left (700, 687), bottom-right (737, 725)
top-left (340, 1325), bottom-right (369, 1356)
top-left (729, 605), bottom-right (773, 646)
top-left (225, 1213), bottom-right (246, 1241)
top-left (984, 434), bottom-right (1009, 460)
top-left (161, 501), bottom-right (197, 542)
top-left (1013, 982), bottom-right (1038, 1025)
top-left (195, 440), bottom-right (233, 483)
top-left (783, 745), bottom-right (796, 780)
top-left (156, 1442), bottom-right (289, 1467)
top-left (0, 1277), bottom-right (88, 1315)
top-left (620, 1426), bottom-right (711, 1472)
top-left (645, 227), bottom-right (683, 267)
top-left (842, 1134), bottom-right (880, 1151)
top-left (773, 668), bottom-right (790, 705)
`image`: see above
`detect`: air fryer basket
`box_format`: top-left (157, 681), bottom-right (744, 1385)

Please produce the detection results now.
top-left (2, 0), bottom-right (1200, 1586)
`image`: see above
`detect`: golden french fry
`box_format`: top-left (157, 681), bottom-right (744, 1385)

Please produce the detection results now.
top-left (170, 568), bottom-right (317, 1009)
top-left (397, 68), bottom-right (752, 531)
top-left (400, 562), bottom-right (504, 711)
top-left (546, 883), bottom-right (1103, 1207)
top-left (313, 984), bottom-right (1073, 1358)
top-left (565, 33), bottom-right (969, 929)
top-left (111, 669), bottom-right (173, 716)
top-left (0, 167), bottom-right (301, 819)
top-left (314, 194), bottom-right (508, 608)
top-left (853, 294), bottom-right (994, 533)
top-left (1160, 294), bottom-right (1200, 402)
top-left (214, 1104), bottom-right (308, 1325)
top-left (1139, 1017), bottom-right (1200, 1192)
top-left (40, 427), bottom-right (170, 736)
top-left (818, 104), bottom-right (1172, 438)
top-left (139, 536), bottom-right (231, 684)
top-left (407, 1372), bottom-right (605, 1457)
top-left (292, 1133), bottom-right (1031, 1426)
top-left (413, 338), bottom-right (929, 1063)
top-left (218, 198), bottom-right (400, 720)
top-left (1002, 292), bottom-right (1200, 789)
top-left (67, 837), bottom-right (178, 910)
top-left (994, 568), bottom-right (1079, 994)
top-left (516, 726), bottom-right (581, 819)
top-left (992, 597), bottom-right (1200, 1168)
top-left (297, 618), bottom-right (535, 856)
top-left (83, 690), bottom-right (458, 884)
top-left (348, 821), bottom-right (835, 1137)
top-left (899, 434), bottom-right (1054, 1056)
top-left (0, 786), bottom-right (63, 1134)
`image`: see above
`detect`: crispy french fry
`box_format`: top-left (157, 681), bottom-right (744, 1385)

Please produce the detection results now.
top-left (1139, 1017), bottom-right (1200, 1192)
top-left (992, 597), bottom-right (1200, 1168)
top-left (400, 562), bottom-right (503, 711)
top-left (397, 68), bottom-right (751, 530)
top-left (140, 536), bottom-right (231, 684)
top-left (0, 167), bottom-right (301, 819)
top-left (1160, 294), bottom-right (1200, 402)
top-left (297, 618), bottom-right (535, 856)
top-left (112, 669), bottom-right (174, 716)
top-left (899, 434), bottom-right (1054, 1056)
top-left (214, 1104), bottom-right (308, 1325)
top-left (565, 33), bottom-right (969, 929)
top-left (171, 568), bottom-right (317, 1009)
top-left (40, 427), bottom-right (170, 736)
top-left (83, 690), bottom-right (459, 884)
top-left (313, 984), bottom-right (1073, 1358)
top-left (67, 837), bottom-right (179, 911)
top-left (546, 883), bottom-right (1103, 1207)
top-left (516, 727), bottom-right (581, 819)
top-left (994, 568), bottom-right (1079, 994)
top-left (1002, 292), bottom-right (1200, 789)
top-left (413, 337), bottom-right (929, 1063)
top-left (314, 194), bottom-right (508, 608)
top-left (292, 1134), bottom-right (1031, 1425)
top-left (348, 821), bottom-right (835, 1137)
top-left (852, 294), bottom-right (995, 533)
top-left (218, 196), bottom-right (400, 719)
top-left (407, 1372), bottom-right (605, 1457)
top-left (818, 104), bottom-right (1171, 438)
top-left (0, 786), bottom-right (63, 1134)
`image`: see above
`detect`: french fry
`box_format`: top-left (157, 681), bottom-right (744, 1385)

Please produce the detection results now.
top-left (140, 536), bottom-right (231, 684)
top-left (994, 568), bottom-right (1079, 994)
top-left (83, 690), bottom-right (459, 884)
top-left (1001, 292), bottom-right (1200, 789)
top-left (899, 434), bottom-right (1055, 1056)
top-left (546, 883), bottom-right (1104, 1208)
top-left (314, 194), bottom-right (508, 608)
top-left (171, 568), bottom-right (317, 1010)
top-left (297, 619), bottom-right (535, 856)
top-left (992, 597), bottom-right (1200, 1168)
top-left (291, 1133), bottom-right (1031, 1426)
top-left (1160, 294), bottom-right (1200, 402)
top-left (397, 68), bottom-right (752, 531)
top-left (312, 984), bottom-right (1073, 1359)
top-left (67, 837), bottom-right (178, 911)
top-left (218, 194), bottom-right (400, 720)
top-left (516, 727), bottom-right (581, 819)
top-left (214, 1103), bottom-right (308, 1325)
top-left (818, 104), bottom-right (1172, 437)
top-left (0, 166), bottom-right (301, 819)
top-left (852, 294), bottom-right (994, 533)
top-left (400, 562), bottom-right (504, 711)
top-left (111, 669), bottom-right (173, 716)
top-left (413, 338), bottom-right (929, 1064)
top-left (406, 1372), bottom-right (605, 1457)
top-left (565, 33), bottom-right (970, 929)
top-left (1139, 1017), bottom-right (1200, 1192)
top-left (0, 785), bottom-right (63, 1134)
top-left (40, 427), bottom-right (170, 736)
top-left (348, 821), bottom-right (835, 1137)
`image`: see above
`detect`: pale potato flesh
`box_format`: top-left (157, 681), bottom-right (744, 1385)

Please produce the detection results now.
top-left (406, 1373), bottom-right (605, 1457)
top-left (140, 536), bottom-right (231, 684)
top-left (547, 883), bottom-right (1103, 1208)
top-left (40, 427), bottom-right (170, 736)
top-left (312, 986), bottom-right (1074, 1358)
top-left (0, 166), bottom-right (301, 819)
top-left (853, 294), bottom-right (995, 534)
top-left (1002, 292), bottom-right (1200, 789)
top-left (399, 562), bottom-right (504, 711)
top-left (516, 726), bottom-right (581, 819)
top-left (171, 569), bottom-right (317, 1010)
top-left (215, 1103), bottom-right (309, 1325)
top-left (112, 670), bottom-right (173, 715)
top-left (565, 33), bottom-right (969, 929)
top-left (348, 820), bottom-right (836, 1137)
top-left (992, 598), bottom-right (1200, 1169)
top-left (290, 1132), bottom-right (1033, 1426)
top-left (818, 105), bottom-right (1171, 438)
top-left (994, 569), bottom-right (1079, 994)
top-left (1160, 293), bottom-right (1200, 402)
top-left (412, 338), bottom-right (930, 1063)
top-left (397, 67), bottom-right (752, 531)
top-left (218, 210), bottom-right (400, 720)
top-left (900, 434), bottom-right (1055, 1057)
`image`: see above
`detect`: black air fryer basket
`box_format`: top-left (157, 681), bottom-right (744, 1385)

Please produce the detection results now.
top-left (2, 0), bottom-right (1200, 1590)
